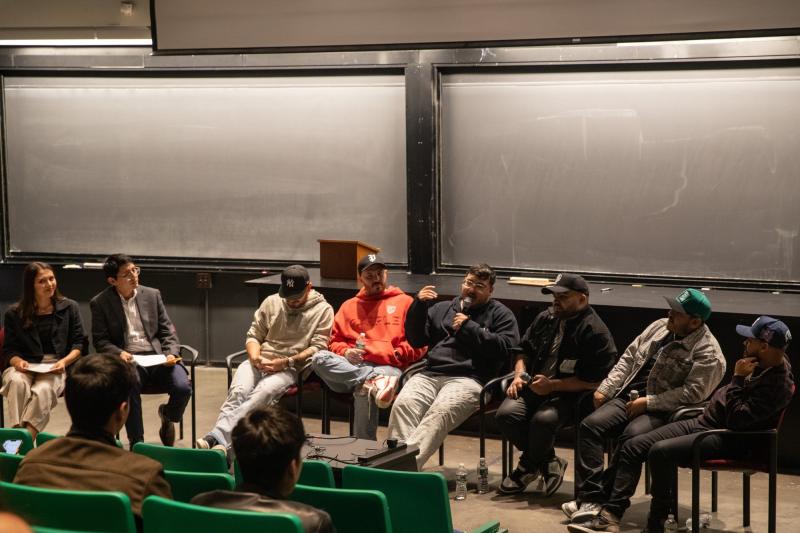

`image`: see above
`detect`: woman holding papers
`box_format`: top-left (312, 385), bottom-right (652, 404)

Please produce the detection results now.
top-left (1, 262), bottom-right (87, 440)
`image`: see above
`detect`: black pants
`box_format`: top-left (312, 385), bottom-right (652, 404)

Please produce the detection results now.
top-left (126, 362), bottom-right (191, 443)
top-left (576, 398), bottom-right (668, 504)
top-left (495, 389), bottom-right (584, 470)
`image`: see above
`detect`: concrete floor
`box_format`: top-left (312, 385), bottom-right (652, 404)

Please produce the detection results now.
top-left (28, 366), bottom-right (800, 533)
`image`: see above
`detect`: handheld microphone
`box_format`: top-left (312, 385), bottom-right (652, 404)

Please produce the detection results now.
top-left (519, 372), bottom-right (533, 385)
top-left (461, 296), bottom-right (473, 313)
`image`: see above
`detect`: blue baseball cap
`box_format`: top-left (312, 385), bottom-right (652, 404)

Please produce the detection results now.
top-left (736, 316), bottom-right (792, 349)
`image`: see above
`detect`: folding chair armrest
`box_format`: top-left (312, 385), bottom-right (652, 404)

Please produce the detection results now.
top-left (480, 372), bottom-right (515, 410)
top-left (690, 428), bottom-right (777, 468)
top-left (225, 350), bottom-right (249, 388)
top-left (399, 358), bottom-right (428, 388)
top-left (669, 403), bottom-right (707, 422)
top-left (179, 345), bottom-right (199, 366)
top-left (468, 520), bottom-right (501, 533)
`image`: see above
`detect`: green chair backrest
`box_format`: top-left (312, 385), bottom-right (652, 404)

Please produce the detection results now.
top-left (234, 459), bottom-right (335, 488)
top-left (0, 451), bottom-right (23, 481)
top-left (141, 496), bottom-right (303, 533)
top-left (164, 470), bottom-right (235, 502)
top-left (132, 442), bottom-right (228, 473)
top-left (342, 465), bottom-right (454, 533)
top-left (290, 483), bottom-right (392, 533)
top-left (36, 432), bottom-right (124, 449)
top-left (0, 428), bottom-right (34, 455)
top-left (33, 528), bottom-right (91, 533)
top-left (0, 480), bottom-right (136, 533)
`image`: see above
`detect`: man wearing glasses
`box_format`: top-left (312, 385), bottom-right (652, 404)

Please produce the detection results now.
top-left (90, 253), bottom-right (190, 449)
top-left (388, 263), bottom-right (519, 469)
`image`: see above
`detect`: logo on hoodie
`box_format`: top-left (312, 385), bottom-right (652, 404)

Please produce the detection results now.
top-left (387, 305), bottom-right (396, 314)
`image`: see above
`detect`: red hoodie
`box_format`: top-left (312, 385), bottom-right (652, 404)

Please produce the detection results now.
top-left (328, 286), bottom-right (426, 368)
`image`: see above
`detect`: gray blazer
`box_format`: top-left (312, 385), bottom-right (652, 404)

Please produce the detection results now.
top-left (90, 285), bottom-right (180, 356)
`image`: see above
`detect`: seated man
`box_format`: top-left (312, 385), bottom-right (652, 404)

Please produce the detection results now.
top-left (568, 316), bottom-right (794, 533)
top-left (387, 263), bottom-right (519, 469)
top-left (90, 254), bottom-right (190, 448)
top-left (197, 265), bottom-right (333, 452)
top-left (312, 254), bottom-right (426, 440)
top-left (14, 353), bottom-right (172, 524)
top-left (564, 289), bottom-right (726, 525)
top-left (192, 405), bottom-right (334, 533)
top-left (496, 274), bottom-right (617, 496)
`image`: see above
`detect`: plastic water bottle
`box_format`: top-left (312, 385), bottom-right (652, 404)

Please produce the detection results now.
top-left (686, 513), bottom-right (711, 530)
top-left (477, 457), bottom-right (489, 494)
top-left (455, 463), bottom-right (468, 501)
top-left (664, 514), bottom-right (678, 533)
top-left (355, 332), bottom-right (366, 350)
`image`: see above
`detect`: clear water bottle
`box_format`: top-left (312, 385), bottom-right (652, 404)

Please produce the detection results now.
top-left (355, 332), bottom-right (366, 350)
top-left (664, 514), bottom-right (678, 533)
top-left (455, 463), bottom-right (468, 501)
top-left (686, 513), bottom-right (711, 530)
top-left (477, 457), bottom-right (489, 494)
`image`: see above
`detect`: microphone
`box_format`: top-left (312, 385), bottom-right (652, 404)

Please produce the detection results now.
top-left (461, 296), bottom-right (473, 313)
top-left (519, 372), bottom-right (533, 385)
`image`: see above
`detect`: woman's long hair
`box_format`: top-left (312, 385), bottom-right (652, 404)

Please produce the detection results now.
top-left (14, 262), bottom-right (64, 328)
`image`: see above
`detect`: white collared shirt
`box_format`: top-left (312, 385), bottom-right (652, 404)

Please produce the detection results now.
top-left (118, 289), bottom-right (154, 354)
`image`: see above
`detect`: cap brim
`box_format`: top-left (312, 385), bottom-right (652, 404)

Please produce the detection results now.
top-left (663, 296), bottom-right (687, 314)
top-left (735, 324), bottom-right (755, 338)
top-left (359, 262), bottom-right (387, 274)
top-left (279, 286), bottom-right (306, 299)
top-left (541, 285), bottom-right (569, 295)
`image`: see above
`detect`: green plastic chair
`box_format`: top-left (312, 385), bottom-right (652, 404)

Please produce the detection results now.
top-left (342, 465), bottom-right (501, 533)
top-left (0, 427), bottom-right (34, 455)
top-left (0, 480), bottom-right (136, 533)
top-left (37, 431), bottom-right (124, 449)
top-left (290, 483), bottom-right (392, 533)
top-left (0, 451), bottom-right (23, 481)
top-left (141, 495), bottom-right (303, 533)
top-left (164, 470), bottom-right (235, 502)
top-left (33, 528), bottom-right (90, 533)
top-left (234, 458), bottom-right (335, 488)
top-left (132, 442), bottom-right (228, 473)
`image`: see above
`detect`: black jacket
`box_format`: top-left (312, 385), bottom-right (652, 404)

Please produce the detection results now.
top-left (519, 305), bottom-right (617, 385)
top-left (2, 298), bottom-right (87, 364)
top-left (405, 296), bottom-right (519, 384)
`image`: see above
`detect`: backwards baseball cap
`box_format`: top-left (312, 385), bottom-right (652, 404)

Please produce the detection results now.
top-left (736, 316), bottom-right (792, 349)
top-left (357, 253), bottom-right (387, 274)
top-left (542, 273), bottom-right (589, 295)
top-left (279, 265), bottom-right (309, 299)
top-left (663, 288), bottom-right (712, 321)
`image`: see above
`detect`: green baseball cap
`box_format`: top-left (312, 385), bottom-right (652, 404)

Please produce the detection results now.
top-left (663, 288), bottom-right (712, 321)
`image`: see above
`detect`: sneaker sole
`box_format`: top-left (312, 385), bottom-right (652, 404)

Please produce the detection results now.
top-left (570, 509), bottom-right (601, 523)
top-left (543, 458), bottom-right (568, 497)
top-left (566, 524), bottom-right (596, 533)
top-left (562, 502), bottom-right (578, 519)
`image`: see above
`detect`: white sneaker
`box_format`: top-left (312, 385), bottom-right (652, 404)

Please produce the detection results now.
top-left (570, 502), bottom-right (603, 523)
top-left (364, 375), bottom-right (399, 408)
top-left (562, 500), bottom-right (580, 519)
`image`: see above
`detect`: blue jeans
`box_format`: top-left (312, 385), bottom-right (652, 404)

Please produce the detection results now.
top-left (311, 351), bottom-right (402, 440)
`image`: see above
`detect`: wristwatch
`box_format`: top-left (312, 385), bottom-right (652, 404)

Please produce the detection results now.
top-left (286, 356), bottom-right (295, 369)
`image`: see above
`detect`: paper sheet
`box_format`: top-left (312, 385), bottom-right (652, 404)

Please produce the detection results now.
top-left (132, 354), bottom-right (168, 367)
top-left (26, 363), bottom-right (55, 373)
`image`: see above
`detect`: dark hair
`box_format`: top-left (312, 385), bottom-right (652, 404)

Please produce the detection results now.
top-left (232, 405), bottom-right (306, 490)
top-left (14, 262), bottom-right (64, 329)
top-left (102, 254), bottom-right (134, 279)
top-left (467, 263), bottom-right (496, 287)
top-left (65, 354), bottom-right (135, 432)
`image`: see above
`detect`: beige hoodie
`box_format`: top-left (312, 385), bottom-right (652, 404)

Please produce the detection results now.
top-left (245, 289), bottom-right (334, 368)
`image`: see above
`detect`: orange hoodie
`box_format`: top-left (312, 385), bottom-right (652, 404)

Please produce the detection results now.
top-left (328, 286), bottom-right (426, 368)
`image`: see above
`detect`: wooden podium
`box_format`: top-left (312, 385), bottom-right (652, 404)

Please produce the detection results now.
top-left (318, 240), bottom-right (380, 280)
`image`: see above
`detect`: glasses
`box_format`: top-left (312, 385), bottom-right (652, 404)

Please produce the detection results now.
top-left (117, 266), bottom-right (141, 281)
top-left (462, 279), bottom-right (488, 290)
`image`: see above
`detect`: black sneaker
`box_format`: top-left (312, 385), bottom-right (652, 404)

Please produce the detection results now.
top-left (497, 463), bottom-right (541, 494)
top-left (158, 404), bottom-right (176, 447)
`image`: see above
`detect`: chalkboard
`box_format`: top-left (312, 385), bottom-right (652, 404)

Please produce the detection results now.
top-left (441, 67), bottom-right (800, 283)
top-left (3, 75), bottom-right (407, 263)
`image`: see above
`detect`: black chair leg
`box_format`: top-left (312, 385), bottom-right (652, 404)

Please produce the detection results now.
top-left (711, 471), bottom-right (718, 512)
top-left (179, 417), bottom-right (184, 440)
top-left (644, 462), bottom-right (651, 495)
top-left (348, 406), bottom-right (354, 436)
top-left (691, 466), bottom-right (700, 533)
top-left (742, 473), bottom-right (751, 528)
top-left (501, 437), bottom-right (508, 479)
top-left (439, 444), bottom-right (444, 466)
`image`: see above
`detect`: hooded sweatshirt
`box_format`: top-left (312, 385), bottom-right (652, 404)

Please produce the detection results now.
top-left (328, 286), bottom-right (426, 368)
top-left (246, 289), bottom-right (334, 368)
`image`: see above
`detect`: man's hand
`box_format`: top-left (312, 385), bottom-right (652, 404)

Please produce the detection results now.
top-left (734, 357), bottom-right (758, 377)
top-left (626, 397), bottom-right (648, 418)
top-left (259, 358), bottom-right (287, 374)
top-left (593, 390), bottom-right (608, 409)
top-left (417, 285), bottom-right (438, 301)
top-left (506, 374), bottom-right (527, 399)
top-left (530, 374), bottom-right (554, 396)
top-left (10, 357), bottom-right (28, 373)
top-left (164, 354), bottom-right (179, 367)
top-left (120, 351), bottom-right (134, 363)
top-left (49, 359), bottom-right (67, 374)
top-left (344, 348), bottom-right (365, 365)
top-left (452, 313), bottom-right (469, 332)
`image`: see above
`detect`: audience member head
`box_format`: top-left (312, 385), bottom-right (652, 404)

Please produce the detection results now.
top-left (664, 288), bottom-right (711, 336)
top-left (103, 254), bottom-right (140, 298)
top-left (232, 405), bottom-right (306, 498)
top-left (542, 273), bottom-right (589, 319)
top-left (736, 315), bottom-right (791, 367)
top-left (0, 512), bottom-right (33, 533)
top-left (357, 254), bottom-right (388, 296)
top-left (461, 263), bottom-right (496, 307)
top-left (65, 354), bottom-right (135, 435)
top-left (279, 265), bottom-right (312, 309)
top-left (16, 262), bottom-right (63, 328)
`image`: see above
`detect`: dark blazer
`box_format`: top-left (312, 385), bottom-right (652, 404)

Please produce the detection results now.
top-left (2, 298), bottom-right (87, 365)
top-left (90, 285), bottom-right (180, 356)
